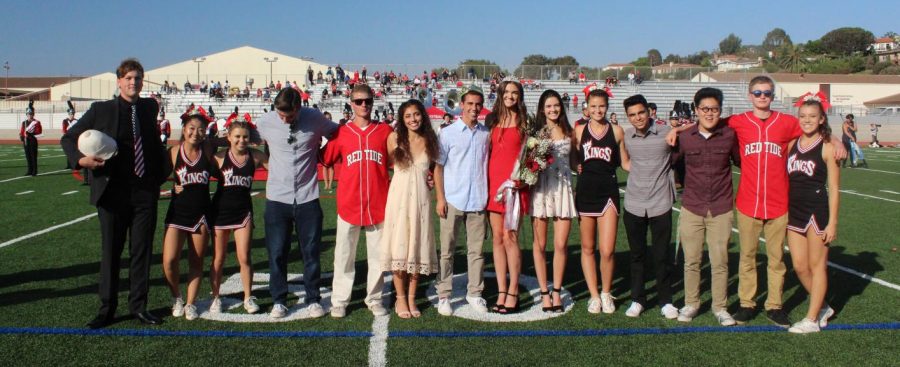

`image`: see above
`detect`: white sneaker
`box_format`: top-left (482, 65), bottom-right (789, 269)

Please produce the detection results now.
top-left (270, 303), bottom-right (288, 319)
top-left (677, 305), bottom-right (699, 322)
top-left (184, 304), bottom-right (198, 321)
top-left (369, 302), bottom-right (389, 317)
top-left (788, 318), bottom-right (821, 334)
top-left (600, 293), bottom-right (616, 314)
top-left (330, 306), bottom-right (347, 318)
top-left (243, 297), bottom-right (260, 314)
top-left (818, 304), bottom-right (835, 328)
top-left (661, 304), bottom-right (679, 319)
top-left (715, 310), bottom-right (737, 326)
top-left (171, 297), bottom-right (185, 317)
top-left (209, 297), bottom-right (222, 314)
top-left (587, 298), bottom-right (602, 314)
top-left (308, 302), bottom-right (326, 318)
top-left (437, 298), bottom-right (453, 316)
top-left (466, 296), bottom-right (488, 314)
top-left (625, 302), bottom-right (644, 317)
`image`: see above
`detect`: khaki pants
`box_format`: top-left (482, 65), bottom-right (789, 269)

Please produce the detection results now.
top-left (736, 211), bottom-right (788, 310)
top-left (679, 208), bottom-right (732, 312)
top-left (331, 216), bottom-right (385, 308)
top-left (436, 204), bottom-right (486, 299)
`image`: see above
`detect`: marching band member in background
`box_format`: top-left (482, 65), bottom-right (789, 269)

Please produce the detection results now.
top-left (20, 100), bottom-right (42, 176)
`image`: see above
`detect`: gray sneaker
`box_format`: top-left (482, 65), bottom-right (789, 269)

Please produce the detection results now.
top-left (330, 306), bottom-right (347, 318)
top-left (270, 303), bottom-right (288, 319)
top-left (184, 304), bottom-right (198, 321)
top-left (243, 297), bottom-right (260, 314)
top-left (307, 302), bottom-right (326, 318)
top-left (437, 298), bottom-right (453, 316)
top-left (677, 305), bottom-right (699, 322)
top-left (171, 297), bottom-right (185, 317)
top-left (369, 303), bottom-right (389, 317)
top-left (209, 297), bottom-right (222, 314)
top-left (714, 310), bottom-right (736, 326)
top-left (818, 304), bottom-right (835, 327)
top-left (466, 296), bottom-right (488, 314)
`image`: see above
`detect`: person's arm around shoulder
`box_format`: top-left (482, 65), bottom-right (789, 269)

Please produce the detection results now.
top-left (729, 128), bottom-right (741, 168)
top-left (822, 140), bottom-right (840, 244)
top-left (664, 121), bottom-right (695, 146)
top-left (251, 148), bottom-right (269, 170)
top-left (613, 124), bottom-right (630, 171)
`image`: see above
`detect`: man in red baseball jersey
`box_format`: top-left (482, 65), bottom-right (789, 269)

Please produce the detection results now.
top-left (725, 76), bottom-right (846, 327)
top-left (322, 84), bottom-right (391, 318)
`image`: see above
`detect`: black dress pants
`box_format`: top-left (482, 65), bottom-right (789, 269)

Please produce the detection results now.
top-left (623, 209), bottom-right (674, 306)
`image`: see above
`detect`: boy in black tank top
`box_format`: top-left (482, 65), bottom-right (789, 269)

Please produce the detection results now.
top-left (573, 89), bottom-right (629, 315)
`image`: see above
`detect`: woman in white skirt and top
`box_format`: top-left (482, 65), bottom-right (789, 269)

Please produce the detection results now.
top-left (529, 90), bottom-right (577, 313)
top-left (208, 120), bottom-right (268, 315)
top-left (163, 114), bottom-right (213, 320)
top-left (785, 100), bottom-right (840, 333)
top-left (379, 100), bottom-right (440, 318)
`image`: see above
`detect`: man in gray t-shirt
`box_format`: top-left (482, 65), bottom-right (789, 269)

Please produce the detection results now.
top-left (256, 88), bottom-right (337, 319)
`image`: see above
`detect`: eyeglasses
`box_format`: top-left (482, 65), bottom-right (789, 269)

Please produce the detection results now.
top-left (751, 90), bottom-right (774, 98)
top-left (352, 98), bottom-right (374, 106)
top-left (698, 106), bottom-right (721, 114)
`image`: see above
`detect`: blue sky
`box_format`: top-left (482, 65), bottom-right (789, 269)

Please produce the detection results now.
top-left (2, 0), bottom-right (897, 76)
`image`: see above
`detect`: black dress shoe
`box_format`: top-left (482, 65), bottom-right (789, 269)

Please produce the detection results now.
top-left (87, 315), bottom-right (113, 329)
top-left (134, 311), bottom-right (163, 325)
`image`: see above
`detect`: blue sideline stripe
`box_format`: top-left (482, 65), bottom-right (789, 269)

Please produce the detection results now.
top-left (0, 322), bottom-right (896, 339)
top-left (388, 322), bottom-right (900, 338)
top-left (0, 327), bottom-right (371, 338)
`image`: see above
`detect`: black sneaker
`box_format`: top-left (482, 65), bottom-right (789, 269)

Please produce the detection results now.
top-left (733, 307), bottom-right (756, 324)
top-left (766, 309), bottom-right (791, 328)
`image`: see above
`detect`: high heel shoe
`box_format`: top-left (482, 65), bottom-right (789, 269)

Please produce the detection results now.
top-left (492, 291), bottom-right (507, 313)
top-left (499, 293), bottom-right (519, 314)
top-left (551, 288), bottom-right (563, 313)
top-left (540, 290), bottom-right (553, 313)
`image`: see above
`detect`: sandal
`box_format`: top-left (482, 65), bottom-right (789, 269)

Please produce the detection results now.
top-left (540, 290), bottom-right (553, 312)
top-left (407, 296), bottom-right (421, 318)
top-left (492, 291), bottom-right (507, 313)
top-left (395, 295), bottom-right (411, 319)
top-left (499, 293), bottom-right (519, 314)
top-left (552, 288), bottom-right (563, 313)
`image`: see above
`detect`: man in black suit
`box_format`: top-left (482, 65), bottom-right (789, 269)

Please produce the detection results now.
top-left (61, 59), bottom-right (170, 329)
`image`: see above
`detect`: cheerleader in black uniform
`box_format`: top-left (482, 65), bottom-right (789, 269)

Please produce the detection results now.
top-left (162, 114), bottom-right (214, 321)
top-left (573, 89), bottom-right (629, 315)
top-left (785, 100), bottom-right (840, 334)
top-left (209, 120), bottom-right (268, 314)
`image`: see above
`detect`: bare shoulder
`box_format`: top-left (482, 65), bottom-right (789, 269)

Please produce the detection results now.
top-left (821, 138), bottom-right (835, 161)
top-left (612, 124), bottom-right (625, 141)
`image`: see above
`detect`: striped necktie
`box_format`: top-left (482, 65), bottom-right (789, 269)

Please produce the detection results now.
top-left (131, 104), bottom-right (145, 177)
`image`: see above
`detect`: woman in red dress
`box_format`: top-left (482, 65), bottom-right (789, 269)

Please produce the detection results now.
top-left (486, 80), bottom-right (529, 314)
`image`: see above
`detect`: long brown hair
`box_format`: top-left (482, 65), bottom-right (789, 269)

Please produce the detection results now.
top-left (800, 100), bottom-right (832, 142)
top-left (486, 80), bottom-right (527, 135)
top-left (393, 99), bottom-right (439, 168)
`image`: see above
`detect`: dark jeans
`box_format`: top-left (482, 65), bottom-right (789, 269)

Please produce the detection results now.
top-left (265, 199), bottom-right (323, 305)
top-left (623, 209), bottom-right (674, 306)
top-left (96, 183), bottom-right (159, 316)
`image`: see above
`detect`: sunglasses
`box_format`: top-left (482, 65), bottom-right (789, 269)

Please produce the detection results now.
top-left (751, 90), bottom-right (774, 98)
top-left (352, 98), bottom-right (374, 106)
top-left (698, 106), bottom-right (721, 114)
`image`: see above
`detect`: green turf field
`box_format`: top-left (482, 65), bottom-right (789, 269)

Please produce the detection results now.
top-left (0, 143), bottom-right (897, 366)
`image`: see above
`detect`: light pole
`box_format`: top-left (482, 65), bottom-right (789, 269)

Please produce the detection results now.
top-left (3, 62), bottom-right (9, 100)
top-left (264, 57), bottom-right (279, 85)
top-left (192, 57), bottom-right (206, 86)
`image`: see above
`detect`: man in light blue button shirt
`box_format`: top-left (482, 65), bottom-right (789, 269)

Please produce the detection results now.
top-left (433, 88), bottom-right (490, 315)
top-left (256, 88), bottom-right (337, 319)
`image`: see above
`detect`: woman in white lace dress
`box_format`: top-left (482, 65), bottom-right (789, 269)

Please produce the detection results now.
top-left (379, 100), bottom-right (440, 318)
top-left (530, 90), bottom-right (577, 312)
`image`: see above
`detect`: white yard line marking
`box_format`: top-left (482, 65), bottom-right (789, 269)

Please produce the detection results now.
top-left (879, 190), bottom-right (900, 195)
top-left (15, 190), bottom-right (34, 195)
top-left (250, 191), bottom-right (261, 197)
top-left (840, 190), bottom-right (900, 204)
top-left (855, 168), bottom-right (900, 176)
top-left (0, 213), bottom-right (98, 249)
top-left (670, 202), bottom-right (899, 292)
top-left (866, 158), bottom-right (900, 163)
top-left (0, 169), bottom-right (70, 183)
top-left (0, 154), bottom-right (66, 162)
top-left (61, 190), bottom-right (78, 195)
top-left (368, 314), bottom-right (389, 367)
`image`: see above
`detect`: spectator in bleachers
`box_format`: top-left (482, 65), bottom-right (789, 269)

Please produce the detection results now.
top-left (562, 92), bottom-right (570, 106)
top-left (628, 72), bottom-right (635, 85)
top-left (275, 81), bottom-right (282, 91)
top-left (569, 70), bottom-right (577, 84)
top-left (257, 88), bottom-right (263, 100)
top-left (362, 66), bottom-right (367, 81)
top-left (578, 71), bottom-right (586, 83)
top-left (467, 67), bottom-right (475, 80)
top-left (308, 66), bottom-right (314, 86)
top-left (572, 94), bottom-right (579, 111)
top-left (184, 81), bottom-right (193, 93)
top-left (609, 112), bottom-right (618, 125)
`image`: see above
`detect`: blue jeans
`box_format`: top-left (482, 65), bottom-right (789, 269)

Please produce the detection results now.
top-left (265, 199), bottom-right (323, 305)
